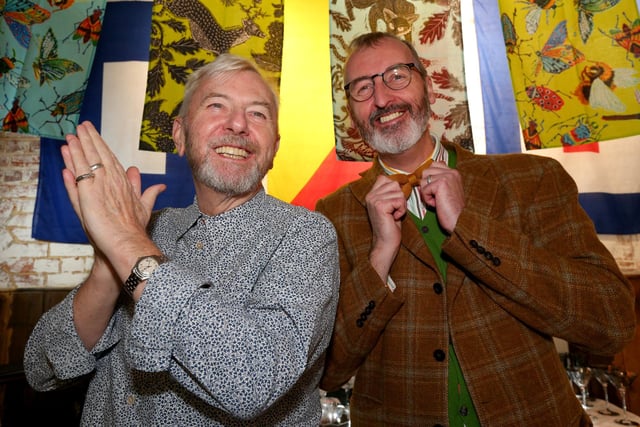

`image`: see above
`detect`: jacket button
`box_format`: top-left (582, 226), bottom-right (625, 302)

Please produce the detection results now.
top-left (484, 251), bottom-right (493, 260)
top-left (433, 282), bottom-right (443, 294)
top-left (368, 300), bottom-right (376, 309)
top-left (470, 240), bottom-right (478, 248)
top-left (434, 424), bottom-right (445, 427)
top-left (477, 245), bottom-right (485, 254)
top-left (433, 349), bottom-right (446, 362)
top-left (493, 257), bottom-right (501, 266)
top-left (421, 225), bottom-right (429, 233)
top-left (356, 319), bottom-right (364, 328)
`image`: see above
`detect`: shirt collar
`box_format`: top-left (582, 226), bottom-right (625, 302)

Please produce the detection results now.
top-left (174, 189), bottom-right (267, 240)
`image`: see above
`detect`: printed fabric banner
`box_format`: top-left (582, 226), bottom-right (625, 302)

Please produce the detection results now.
top-left (140, 0), bottom-right (284, 153)
top-left (472, 0), bottom-right (640, 234)
top-left (1, 0), bottom-right (106, 138)
top-left (497, 0), bottom-right (640, 149)
top-left (32, 1), bottom-right (195, 243)
top-left (329, 0), bottom-right (473, 161)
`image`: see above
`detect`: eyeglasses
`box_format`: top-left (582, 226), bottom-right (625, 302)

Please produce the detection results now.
top-left (344, 63), bottom-right (418, 102)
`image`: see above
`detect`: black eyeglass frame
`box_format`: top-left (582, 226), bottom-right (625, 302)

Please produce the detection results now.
top-left (343, 63), bottom-right (418, 102)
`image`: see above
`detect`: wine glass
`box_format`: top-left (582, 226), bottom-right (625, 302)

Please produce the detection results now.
top-left (593, 368), bottom-right (620, 416)
top-left (569, 366), bottom-right (593, 410)
top-left (607, 369), bottom-right (639, 426)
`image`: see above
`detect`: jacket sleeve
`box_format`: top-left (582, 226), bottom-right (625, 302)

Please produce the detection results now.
top-left (316, 196), bottom-right (404, 392)
top-left (443, 155), bottom-right (635, 355)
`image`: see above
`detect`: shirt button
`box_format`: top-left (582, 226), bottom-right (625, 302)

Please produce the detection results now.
top-left (433, 282), bottom-right (443, 294)
top-left (195, 241), bottom-right (204, 249)
top-left (433, 349), bottom-right (446, 362)
top-left (126, 394), bottom-right (136, 406)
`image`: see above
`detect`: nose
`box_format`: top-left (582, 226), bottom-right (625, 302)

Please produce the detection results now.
top-left (371, 76), bottom-right (395, 107)
top-left (225, 107), bottom-right (249, 135)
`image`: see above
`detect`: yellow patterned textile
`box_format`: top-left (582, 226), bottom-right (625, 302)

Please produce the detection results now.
top-left (140, 0), bottom-right (284, 152)
top-left (329, 0), bottom-right (473, 161)
top-left (498, 0), bottom-right (640, 149)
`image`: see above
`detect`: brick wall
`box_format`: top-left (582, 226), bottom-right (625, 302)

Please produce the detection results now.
top-left (0, 130), bottom-right (639, 290)
top-left (1, 132), bottom-right (93, 289)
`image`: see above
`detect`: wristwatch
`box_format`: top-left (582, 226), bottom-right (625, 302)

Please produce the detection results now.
top-left (123, 255), bottom-right (166, 297)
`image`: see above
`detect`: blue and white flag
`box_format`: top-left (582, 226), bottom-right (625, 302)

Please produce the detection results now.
top-left (32, 1), bottom-right (194, 243)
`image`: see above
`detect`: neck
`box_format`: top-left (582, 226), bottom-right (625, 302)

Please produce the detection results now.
top-left (195, 184), bottom-right (261, 216)
top-left (378, 132), bottom-right (435, 172)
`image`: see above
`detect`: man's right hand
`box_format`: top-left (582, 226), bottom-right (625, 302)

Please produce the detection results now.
top-left (365, 175), bottom-right (406, 284)
top-left (61, 121), bottom-right (165, 283)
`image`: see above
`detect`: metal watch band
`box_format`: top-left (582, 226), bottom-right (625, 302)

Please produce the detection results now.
top-left (123, 255), bottom-right (166, 297)
top-left (123, 273), bottom-right (142, 297)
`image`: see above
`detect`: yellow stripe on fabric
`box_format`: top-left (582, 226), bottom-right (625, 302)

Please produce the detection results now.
top-left (267, 0), bottom-right (334, 203)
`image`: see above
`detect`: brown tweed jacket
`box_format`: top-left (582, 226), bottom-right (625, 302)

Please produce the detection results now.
top-left (316, 142), bottom-right (635, 427)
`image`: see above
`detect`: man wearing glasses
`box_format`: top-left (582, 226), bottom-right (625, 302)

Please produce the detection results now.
top-left (316, 32), bottom-right (635, 426)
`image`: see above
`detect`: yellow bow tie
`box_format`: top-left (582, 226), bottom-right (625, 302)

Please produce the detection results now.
top-left (387, 159), bottom-right (433, 198)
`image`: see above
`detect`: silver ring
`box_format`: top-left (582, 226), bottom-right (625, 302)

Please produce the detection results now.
top-left (426, 175), bottom-right (432, 184)
top-left (89, 163), bottom-right (104, 172)
top-left (75, 172), bottom-right (95, 183)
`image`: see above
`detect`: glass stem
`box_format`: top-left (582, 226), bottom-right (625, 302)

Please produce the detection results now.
top-left (621, 387), bottom-right (629, 419)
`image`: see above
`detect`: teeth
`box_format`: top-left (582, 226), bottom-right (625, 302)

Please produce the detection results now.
top-left (215, 146), bottom-right (248, 159)
top-left (379, 111), bottom-right (402, 124)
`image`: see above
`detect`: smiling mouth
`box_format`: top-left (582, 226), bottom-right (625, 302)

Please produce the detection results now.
top-left (378, 111), bottom-right (403, 124)
top-left (215, 146), bottom-right (249, 160)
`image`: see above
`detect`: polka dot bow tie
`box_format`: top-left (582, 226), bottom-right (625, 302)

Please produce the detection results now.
top-left (387, 159), bottom-right (433, 198)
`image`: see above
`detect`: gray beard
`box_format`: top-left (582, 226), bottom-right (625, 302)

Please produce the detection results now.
top-left (358, 101), bottom-right (429, 155)
top-left (187, 135), bottom-right (267, 197)
top-left (192, 158), bottom-right (263, 196)
top-left (365, 117), bottom-right (426, 154)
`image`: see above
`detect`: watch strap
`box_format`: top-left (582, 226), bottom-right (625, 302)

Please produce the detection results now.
top-left (123, 271), bottom-right (142, 297)
top-left (123, 255), bottom-right (166, 297)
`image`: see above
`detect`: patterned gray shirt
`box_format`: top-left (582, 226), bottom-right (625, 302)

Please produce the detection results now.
top-left (24, 190), bottom-right (340, 426)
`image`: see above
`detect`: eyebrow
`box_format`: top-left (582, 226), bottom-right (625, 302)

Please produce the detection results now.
top-left (202, 92), bottom-right (273, 110)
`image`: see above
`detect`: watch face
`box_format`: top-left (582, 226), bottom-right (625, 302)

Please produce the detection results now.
top-left (137, 256), bottom-right (160, 278)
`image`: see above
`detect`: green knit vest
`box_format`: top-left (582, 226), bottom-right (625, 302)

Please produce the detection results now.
top-left (409, 150), bottom-right (480, 426)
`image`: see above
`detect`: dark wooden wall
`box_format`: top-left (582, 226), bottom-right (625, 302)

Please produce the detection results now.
top-left (0, 290), bottom-right (88, 426)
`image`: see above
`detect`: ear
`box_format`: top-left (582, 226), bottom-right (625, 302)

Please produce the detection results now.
top-left (425, 75), bottom-right (436, 105)
top-left (172, 117), bottom-right (186, 156)
top-left (274, 134), bottom-right (281, 153)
